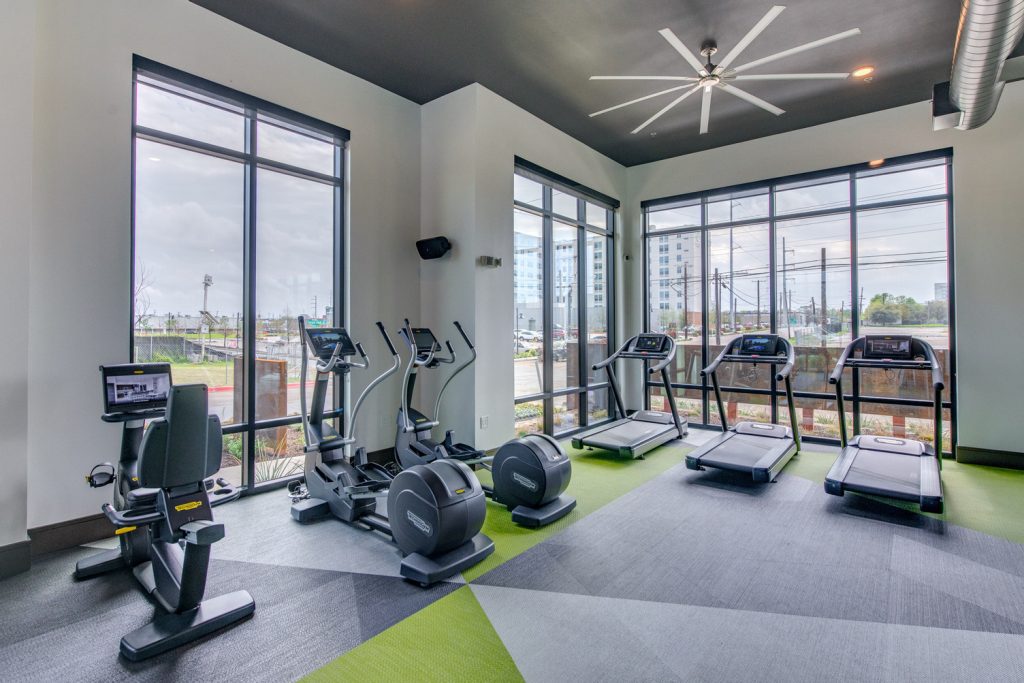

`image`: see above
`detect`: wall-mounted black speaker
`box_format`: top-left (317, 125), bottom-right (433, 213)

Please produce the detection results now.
top-left (416, 236), bottom-right (452, 260)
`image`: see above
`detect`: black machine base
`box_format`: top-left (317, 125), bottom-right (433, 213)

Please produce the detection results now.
top-left (399, 533), bottom-right (494, 586)
top-left (119, 589), bottom-right (255, 662)
top-left (509, 494), bottom-right (576, 528)
top-left (290, 497), bottom-right (331, 523)
top-left (74, 548), bottom-right (126, 580)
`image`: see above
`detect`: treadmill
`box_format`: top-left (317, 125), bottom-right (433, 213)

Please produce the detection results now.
top-left (571, 333), bottom-right (687, 458)
top-left (686, 334), bottom-right (801, 482)
top-left (824, 335), bottom-right (944, 513)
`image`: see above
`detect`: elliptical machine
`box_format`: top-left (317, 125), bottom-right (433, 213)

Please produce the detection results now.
top-left (395, 320), bottom-right (576, 528)
top-left (287, 317), bottom-right (494, 585)
top-left (78, 364), bottom-right (255, 661)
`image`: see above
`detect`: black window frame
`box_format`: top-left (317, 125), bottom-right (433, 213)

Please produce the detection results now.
top-left (513, 158), bottom-right (618, 437)
top-left (641, 149), bottom-right (956, 454)
top-left (130, 56), bottom-right (350, 493)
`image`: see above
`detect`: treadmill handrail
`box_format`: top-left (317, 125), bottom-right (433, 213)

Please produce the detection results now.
top-left (701, 337), bottom-right (794, 379)
top-left (829, 337), bottom-right (944, 391)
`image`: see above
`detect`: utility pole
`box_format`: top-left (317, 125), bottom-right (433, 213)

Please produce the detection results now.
top-left (811, 297), bottom-right (816, 325)
top-left (201, 274), bottom-right (213, 362)
top-left (312, 295), bottom-right (318, 319)
top-left (756, 280), bottom-right (761, 328)
top-left (683, 262), bottom-right (689, 340)
top-left (781, 237), bottom-right (791, 339)
top-left (714, 268), bottom-right (721, 346)
top-left (820, 247), bottom-right (828, 344)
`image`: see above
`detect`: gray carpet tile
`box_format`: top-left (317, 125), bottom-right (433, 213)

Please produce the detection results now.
top-left (472, 584), bottom-right (1024, 683)
top-left (0, 547), bottom-right (458, 682)
top-left (475, 462), bottom-right (1024, 636)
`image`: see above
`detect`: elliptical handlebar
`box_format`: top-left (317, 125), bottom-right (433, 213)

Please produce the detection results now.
top-left (345, 322), bottom-right (402, 447)
top-left (434, 320), bottom-right (477, 423)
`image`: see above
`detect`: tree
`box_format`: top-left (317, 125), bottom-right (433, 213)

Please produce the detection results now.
top-left (892, 295), bottom-right (926, 324)
top-left (864, 293), bottom-right (901, 326)
top-left (134, 261), bottom-right (154, 331)
top-left (926, 300), bottom-right (948, 324)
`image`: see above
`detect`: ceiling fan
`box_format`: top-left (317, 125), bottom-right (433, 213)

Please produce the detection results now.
top-left (589, 5), bottom-right (861, 135)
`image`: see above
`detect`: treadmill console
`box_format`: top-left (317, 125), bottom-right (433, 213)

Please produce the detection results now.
top-left (862, 335), bottom-right (912, 360)
top-left (304, 327), bottom-right (357, 360)
top-left (633, 334), bottom-right (669, 356)
top-left (101, 363), bottom-right (172, 416)
top-left (738, 335), bottom-right (781, 356)
top-left (412, 328), bottom-right (439, 354)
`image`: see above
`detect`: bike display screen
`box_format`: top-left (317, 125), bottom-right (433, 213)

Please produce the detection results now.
top-left (740, 335), bottom-right (779, 355)
top-left (635, 334), bottom-right (666, 353)
top-left (413, 328), bottom-right (439, 354)
top-left (305, 328), bottom-right (357, 360)
top-left (863, 336), bottom-right (912, 359)
top-left (102, 364), bottom-right (172, 414)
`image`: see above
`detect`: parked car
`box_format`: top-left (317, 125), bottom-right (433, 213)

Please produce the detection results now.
top-left (516, 329), bottom-right (541, 342)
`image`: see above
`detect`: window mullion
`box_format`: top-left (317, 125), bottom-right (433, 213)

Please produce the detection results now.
top-left (243, 110), bottom-right (258, 490)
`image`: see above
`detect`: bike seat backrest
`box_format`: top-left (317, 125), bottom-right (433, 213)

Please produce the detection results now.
top-left (138, 384), bottom-right (223, 489)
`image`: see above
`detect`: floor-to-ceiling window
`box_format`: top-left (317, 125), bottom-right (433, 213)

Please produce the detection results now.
top-left (513, 160), bottom-right (616, 437)
top-left (132, 57), bottom-right (347, 491)
top-left (643, 150), bottom-right (954, 452)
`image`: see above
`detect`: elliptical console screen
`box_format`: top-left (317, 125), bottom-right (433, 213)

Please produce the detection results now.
top-left (305, 328), bottom-right (357, 360)
top-left (863, 335), bottom-right (912, 360)
top-left (739, 335), bottom-right (780, 355)
top-left (413, 328), bottom-right (439, 354)
top-left (102, 363), bottom-right (172, 414)
top-left (635, 334), bottom-right (667, 353)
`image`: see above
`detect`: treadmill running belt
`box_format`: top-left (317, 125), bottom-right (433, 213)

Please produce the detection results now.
top-left (584, 420), bottom-right (673, 449)
top-left (844, 449), bottom-right (922, 498)
top-left (699, 433), bottom-right (781, 469)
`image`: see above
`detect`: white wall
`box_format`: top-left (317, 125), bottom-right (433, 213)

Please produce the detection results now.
top-left (624, 82), bottom-right (1024, 456)
top-left (0, 0), bottom-right (35, 549)
top-left (26, 0), bottom-right (421, 529)
top-left (420, 85), bottom-right (627, 450)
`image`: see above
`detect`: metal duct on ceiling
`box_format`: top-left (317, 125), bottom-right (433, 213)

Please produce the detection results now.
top-left (948, 0), bottom-right (1024, 129)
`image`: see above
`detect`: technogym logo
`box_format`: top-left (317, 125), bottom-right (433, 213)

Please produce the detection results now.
top-left (513, 472), bottom-right (539, 492)
top-left (406, 510), bottom-right (433, 536)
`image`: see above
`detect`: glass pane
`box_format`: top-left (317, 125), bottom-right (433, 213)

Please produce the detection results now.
top-left (552, 189), bottom-right (578, 219)
top-left (586, 202), bottom-right (608, 230)
top-left (648, 385), bottom-right (703, 423)
top-left (708, 391), bottom-right (772, 427)
top-left (707, 223), bottom-right (770, 347)
top-left (514, 210), bottom-right (544, 398)
top-left (133, 139), bottom-right (244, 426)
top-left (857, 201), bottom-right (950, 400)
top-left (647, 232), bottom-right (702, 385)
top-left (857, 407), bottom-right (952, 451)
top-left (218, 432), bottom-right (245, 487)
top-left (553, 394), bottom-right (581, 435)
top-left (587, 389), bottom-right (611, 425)
top-left (774, 177), bottom-right (849, 216)
top-left (514, 400), bottom-right (544, 437)
top-left (254, 425), bottom-right (305, 485)
top-left (647, 204), bottom-right (701, 232)
top-left (707, 190), bottom-right (769, 224)
top-left (136, 81), bottom-right (245, 151)
top-left (778, 396), bottom-right (853, 440)
top-left (551, 221), bottom-right (579, 392)
top-left (585, 233), bottom-right (610, 383)
top-left (514, 174), bottom-right (543, 208)
top-left (776, 214), bottom-right (852, 394)
top-left (255, 168), bottom-right (335, 420)
top-left (857, 162), bottom-right (947, 205)
top-left (257, 122), bottom-right (335, 176)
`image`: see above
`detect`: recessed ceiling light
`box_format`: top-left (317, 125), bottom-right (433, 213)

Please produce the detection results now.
top-left (868, 159), bottom-right (885, 168)
top-left (851, 65), bottom-right (875, 78)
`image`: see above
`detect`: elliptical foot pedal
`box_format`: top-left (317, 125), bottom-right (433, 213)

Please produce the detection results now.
top-left (119, 589), bottom-right (255, 661)
top-left (399, 533), bottom-right (495, 586)
top-left (291, 497), bottom-right (330, 523)
top-left (510, 494), bottom-right (576, 528)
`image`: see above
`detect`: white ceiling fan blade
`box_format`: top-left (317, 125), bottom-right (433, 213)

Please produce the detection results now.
top-left (631, 84), bottom-right (702, 134)
top-left (589, 85), bottom-right (692, 117)
top-left (590, 76), bottom-right (699, 81)
top-left (730, 28), bottom-right (861, 74)
top-left (713, 5), bottom-right (786, 74)
top-left (699, 87), bottom-right (712, 134)
top-left (657, 28), bottom-right (709, 76)
top-left (732, 73), bottom-right (850, 80)
top-left (719, 83), bottom-right (785, 116)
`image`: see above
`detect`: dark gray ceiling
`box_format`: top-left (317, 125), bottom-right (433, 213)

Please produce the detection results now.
top-left (192, 0), bottom-right (962, 166)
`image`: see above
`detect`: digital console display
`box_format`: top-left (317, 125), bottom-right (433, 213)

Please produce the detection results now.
top-left (740, 336), bottom-right (777, 355)
top-left (864, 336), bottom-right (912, 359)
top-left (305, 328), bottom-right (356, 359)
top-left (102, 364), bottom-right (172, 413)
top-left (635, 334), bottom-right (665, 352)
top-left (413, 328), bottom-right (439, 354)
